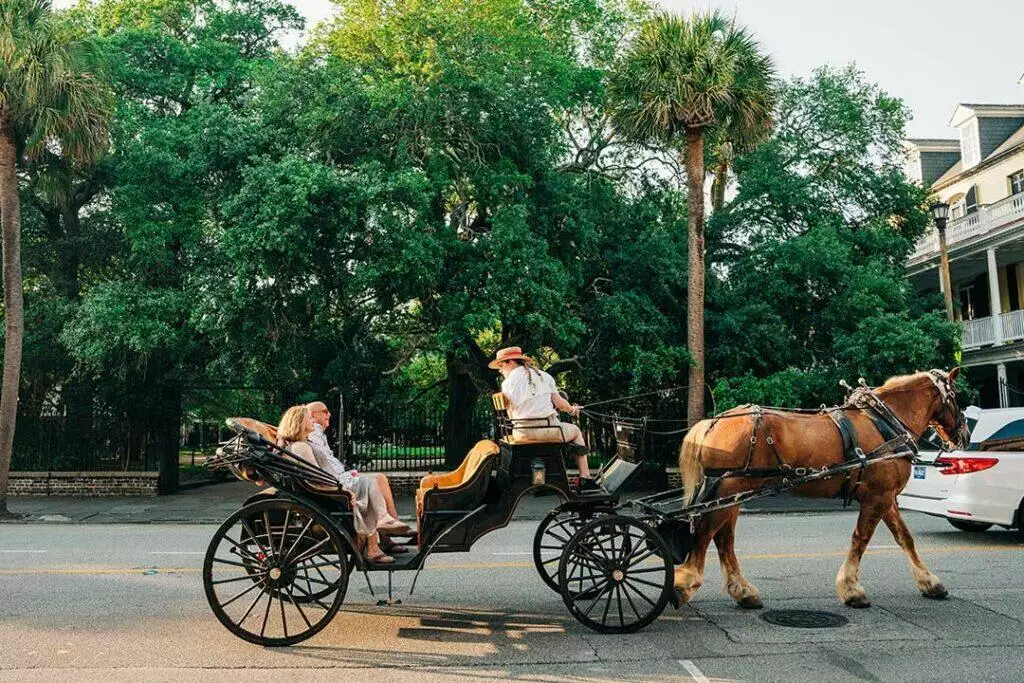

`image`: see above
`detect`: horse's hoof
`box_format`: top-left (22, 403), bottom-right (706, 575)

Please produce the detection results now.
top-left (670, 588), bottom-right (683, 609)
top-left (922, 587), bottom-right (948, 600)
top-left (844, 595), bottom-right (872, 609)
top-left (738, 595), bottom-right (763, 610)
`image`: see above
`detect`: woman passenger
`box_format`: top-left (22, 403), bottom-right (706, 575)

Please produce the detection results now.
top-left (276, 405), bottom-right (404, 564)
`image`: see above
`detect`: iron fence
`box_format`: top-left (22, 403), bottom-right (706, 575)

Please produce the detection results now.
top-left (12, 412), bottom-right (163, 472)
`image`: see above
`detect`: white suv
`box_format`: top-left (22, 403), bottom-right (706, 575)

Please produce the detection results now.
top-left (898, 406), bottom-right (1024, 532)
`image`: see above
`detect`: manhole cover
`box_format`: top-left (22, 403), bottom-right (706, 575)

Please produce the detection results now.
top-left (760, 609), bottom-right (848, 628)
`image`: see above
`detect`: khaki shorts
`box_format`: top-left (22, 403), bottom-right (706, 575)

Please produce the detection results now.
top-left (511, 414), bottom-right (572, 443)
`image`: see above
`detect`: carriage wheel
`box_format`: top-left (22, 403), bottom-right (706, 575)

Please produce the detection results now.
top-left (533, 507), bottom-right (593, 594)
top-left (203, 499), bottom-right (350, 646)
top-left (558, 515), bottom-right (672, 634)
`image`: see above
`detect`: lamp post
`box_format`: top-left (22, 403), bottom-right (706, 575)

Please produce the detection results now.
top-left (931, 201), bottom-right (954, 322)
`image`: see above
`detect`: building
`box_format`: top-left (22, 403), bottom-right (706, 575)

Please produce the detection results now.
top-left (905, 104), bottom-right (1024, 408)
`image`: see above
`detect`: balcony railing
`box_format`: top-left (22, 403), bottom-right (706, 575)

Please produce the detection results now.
top-left (911, 193), bottom-right (1024, 261)
top-left (962, 309), bottom-right (1024, 351)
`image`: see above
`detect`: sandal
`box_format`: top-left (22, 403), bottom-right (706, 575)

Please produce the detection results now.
top-left (380, 537), bottom-right (409, 554)
top-left (378, 520), bottom-right (412, 535)
top-left (366, 552), bottom-right (394, 564)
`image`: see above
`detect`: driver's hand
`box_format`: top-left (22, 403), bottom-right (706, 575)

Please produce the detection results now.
top-left (571, 405), bottom-right (582, 417)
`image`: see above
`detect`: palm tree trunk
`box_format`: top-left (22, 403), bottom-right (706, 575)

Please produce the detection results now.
top-left (711, 159), bottom-right (728, 213)
top-left (683, 127), bottom-right (705, 426)
top-left (0, 114), bottom-right (25, 515)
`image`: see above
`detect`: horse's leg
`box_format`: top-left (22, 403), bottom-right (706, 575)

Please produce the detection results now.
top-left (882, 502), bottom-right (948, 599)
top-left (835, 493), bottom-right (889, 608)
top-left (673, 509), bottom-right (731, 606)
top-left (713, 507), bottom-right (762, 609)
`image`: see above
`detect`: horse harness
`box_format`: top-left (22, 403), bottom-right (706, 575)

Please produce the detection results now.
top-left (697, 379), bottom-right (934, 508)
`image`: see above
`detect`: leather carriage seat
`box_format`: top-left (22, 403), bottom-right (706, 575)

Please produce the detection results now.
top-left (490, 392), bottom-right (570, 445)
top-left (416, 439), bottom-right (500, 519)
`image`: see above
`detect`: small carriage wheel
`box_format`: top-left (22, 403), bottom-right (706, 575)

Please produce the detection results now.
top-left (534, 507), bottom-right (593, 594)
top-left (203, 499), bottom-right (350, 646)
top-left (557, 515), bottom-right (672, 634)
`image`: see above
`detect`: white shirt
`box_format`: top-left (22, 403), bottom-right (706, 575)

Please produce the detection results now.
top-left (307, 424), bottom-right (356, 487)
top-left (502, 366), bottom-right (559, 420)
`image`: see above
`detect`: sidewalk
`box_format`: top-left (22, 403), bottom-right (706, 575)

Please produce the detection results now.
top-left (4, 480), bottom-right (850, 524)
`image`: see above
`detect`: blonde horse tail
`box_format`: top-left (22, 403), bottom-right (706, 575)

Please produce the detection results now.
top-left (680, 420), bottom-right (711, 506)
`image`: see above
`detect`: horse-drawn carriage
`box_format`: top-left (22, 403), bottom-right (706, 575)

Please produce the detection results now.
top-left (203, 370), bottom-right (968, 646)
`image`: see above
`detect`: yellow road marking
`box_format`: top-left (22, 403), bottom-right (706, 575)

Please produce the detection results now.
top-left (0, 543), bottom-right (1021, 576)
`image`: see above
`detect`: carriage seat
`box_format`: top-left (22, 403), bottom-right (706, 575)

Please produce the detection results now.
top-left (490, 392), bottom-right (571, 445)
top-left (416, 439), bottom-right (500, 518)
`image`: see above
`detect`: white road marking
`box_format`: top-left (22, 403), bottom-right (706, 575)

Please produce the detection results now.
top-left (679, 659), bottom-right (710, 683)
top-left (490, 552), bottom-right (532, 556)
top-left (148, 551), bottom-right (203, 555)
top-left (0, 550), bottom-right (47, 553)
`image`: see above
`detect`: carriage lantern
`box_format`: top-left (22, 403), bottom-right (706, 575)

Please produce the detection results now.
top-left (531, 458), bottom-right (546, 486)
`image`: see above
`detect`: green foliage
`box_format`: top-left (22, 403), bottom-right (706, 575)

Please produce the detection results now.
top-left (708, 66), bottom-right (956, 409)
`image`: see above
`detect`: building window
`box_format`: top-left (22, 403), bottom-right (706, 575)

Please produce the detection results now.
top-left (951, 200), bottom-right (966, 219)
top-left (961, 119), bottom-right (980, 168)
top-left (1011, 170), bottom-right (1024, 196)
top-left (965, 185), bottom-right (979, 214)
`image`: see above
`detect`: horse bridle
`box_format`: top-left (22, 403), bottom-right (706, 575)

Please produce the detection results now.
top-left (925, 369), bottom-right (966, 451)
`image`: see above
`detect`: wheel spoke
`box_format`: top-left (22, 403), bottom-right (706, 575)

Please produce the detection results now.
top-left (234, 586), bottom-right (266, 627)
top-left (291, 578), bottom-right (334, 611)
top-left (259, 586), bottom-right (274, 637)
top-left (240, 517), bottom-right (271, 559)
top-left (621, 579), bottom-right (657, 608)
top-left (624, 575), bottom-right (665, 590)
top-left (621, 580), bottom-right (643, 621)
top-left (222, 533), bottom-right (262, 563)
top-left (277, 509), bottom-right (292, 556)
top-left (220, 578), bottom-right (264, 609)
top-left (262, 512), bottom-right (275, 557)
top-left (615, 584), bottom-right (625, 627)
top-left (600, 583), bottom-right (614, 626)
top-left (212, 556), bottom-right (256, 570)
top-left (279, 585), bottom-right (288, 639)
top-left (581, 579), bottom-right (612, 616)
top-left (289, 537), bottom-right (332, 565)
top-left (212, 574), bottom-right (264, 586)
top-left (284, 585), bottom-right (314, 630)
top-left (283, 518), bottom-right (314, 562)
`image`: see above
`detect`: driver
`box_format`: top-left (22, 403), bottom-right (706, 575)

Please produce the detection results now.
top-left (490, 346), bottom-right (600, 493)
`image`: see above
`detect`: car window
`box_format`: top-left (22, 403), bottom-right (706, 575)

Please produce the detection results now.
top-left (974, 418), bottom-right (1024, 452)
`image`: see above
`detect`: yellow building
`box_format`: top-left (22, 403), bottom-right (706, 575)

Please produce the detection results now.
top-left (905, 104), bottom-right (1024, 408)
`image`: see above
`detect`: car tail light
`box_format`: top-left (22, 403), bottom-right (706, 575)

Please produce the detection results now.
top-left (934, 455), bottom-right (999, 475)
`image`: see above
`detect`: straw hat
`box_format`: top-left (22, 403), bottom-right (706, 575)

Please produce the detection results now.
top-left (488, 346), bottom-right (535, 370)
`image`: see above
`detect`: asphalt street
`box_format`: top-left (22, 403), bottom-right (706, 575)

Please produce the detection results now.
top-left (2, 510), bottom-right (1023, 682)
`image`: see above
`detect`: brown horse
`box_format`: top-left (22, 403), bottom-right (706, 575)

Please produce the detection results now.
top-left (674, 368), bottom-right (970, 610)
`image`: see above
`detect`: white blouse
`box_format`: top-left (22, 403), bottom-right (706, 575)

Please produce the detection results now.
top-left (502, 366), bottom-right (559, 420)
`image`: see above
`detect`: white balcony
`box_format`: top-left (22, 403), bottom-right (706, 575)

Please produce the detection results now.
top-left (962, 309), bottom-right (1024, 350)
top-left (911, 193), bottom-right (1024, 262)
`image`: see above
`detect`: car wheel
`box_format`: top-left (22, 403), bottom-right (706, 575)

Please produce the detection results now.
top-left (947, 518), bottom-right (993, 532)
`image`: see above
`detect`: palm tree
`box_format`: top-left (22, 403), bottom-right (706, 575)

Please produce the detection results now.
top-left (0, 0), bottom-right (112, 515)
top-left (608, 10), bottom-right (774, 424)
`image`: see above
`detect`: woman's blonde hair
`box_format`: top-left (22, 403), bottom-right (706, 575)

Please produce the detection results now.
top-left (276, 405), bottom-right (311, 445)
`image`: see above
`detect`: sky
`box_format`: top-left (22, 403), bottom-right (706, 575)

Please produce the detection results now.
top-left (57, 0), bottom-right (1024, 139)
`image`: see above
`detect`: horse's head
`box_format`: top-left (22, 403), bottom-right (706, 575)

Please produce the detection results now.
top-left (923, 368), bottom-right (970, 451)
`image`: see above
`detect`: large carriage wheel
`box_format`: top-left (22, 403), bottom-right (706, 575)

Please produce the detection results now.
top-left (203, 499), bottom-right (350, 646)
top-left (533, 507), bottom-right (592, 594)
top-left (557, 515), bottom-right (673, 634)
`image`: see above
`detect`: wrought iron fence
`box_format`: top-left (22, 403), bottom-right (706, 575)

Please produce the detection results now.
top-left (344, 402), bottom-right (494, 471)
top-left (12, 411), bottom-right (163, 472)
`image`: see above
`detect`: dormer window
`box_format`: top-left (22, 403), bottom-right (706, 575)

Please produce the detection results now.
top-left (960, 119), bottom-right (980, 169)
top-left (1011, 170), bottom-right (1024, 195)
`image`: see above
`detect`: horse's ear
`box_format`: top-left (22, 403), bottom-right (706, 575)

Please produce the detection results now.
top-left (948, 366), bottom-right (961, 382)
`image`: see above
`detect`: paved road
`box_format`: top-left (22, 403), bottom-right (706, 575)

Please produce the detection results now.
top-left (2, 510), bottom-right (1023, 682)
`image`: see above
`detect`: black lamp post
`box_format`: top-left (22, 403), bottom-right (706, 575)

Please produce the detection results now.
top-left (930, 201), bottom-right (954, 322)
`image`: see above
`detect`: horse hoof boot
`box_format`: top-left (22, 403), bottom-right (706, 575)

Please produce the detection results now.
top-left (738, 595), bottom-right (763, 610)
top-left (844, 595), bottom-right (872, 609)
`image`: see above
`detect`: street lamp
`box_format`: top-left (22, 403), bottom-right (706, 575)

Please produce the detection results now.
top-left (930, 201), bottom-right (954, 322)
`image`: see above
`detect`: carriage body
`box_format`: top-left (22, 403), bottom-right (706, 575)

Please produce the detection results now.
top-left (202, 410), bottom-right (673, 645)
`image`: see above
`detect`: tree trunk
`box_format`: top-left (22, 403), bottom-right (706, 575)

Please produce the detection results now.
top-left (155, 387), bottom-right (181, 494)
top-left (683, 128), bottom-right (706, 426)
top-left (711, 158), bottom-right (728, 213)
top-left (0, 116), bottom-right (24, 516)
top-left (443, 354), bottom-right (480, 468)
